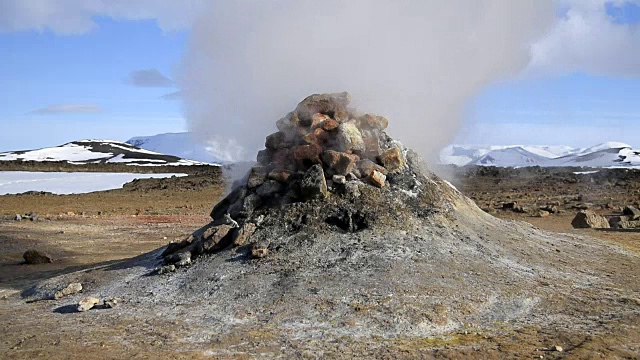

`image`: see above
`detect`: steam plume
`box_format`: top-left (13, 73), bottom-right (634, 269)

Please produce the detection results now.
top-left (179, 1), bottom-right (554, 163)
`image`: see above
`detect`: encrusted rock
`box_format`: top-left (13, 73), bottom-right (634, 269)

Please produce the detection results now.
top-left (229, 193), bottom-right (261, 219)
top-left (332, 175), bottom-right (346, 185)
top-left (77, 297), bottom-right (100, 312)
top-left (571, 210), bottom-right (610, 229)
top-left (321, 150), bottom-right (359, 176)
top-left (369, 170), bottom-right (386, 188)
top-left (300, 165), bottom-right (328, 201)
top-left (378, 146), bottom-right (405, 173)
top-left (256, 180), bottom-right (284, 197)
top-left (322, 118), bottom-right (339, 131)
top-left (268, 170), bottom-right (292, 183)
top-left (54, 283), bottom-right (83, 300)
top-left (23, 250), bottom-right (53, 264)
top-left (231, 222), bottom-right (257, 247)
top-left (295, 92), bottom-right (351, 124)
top-left (357, 113), bottom-right (388, 130)
top-left (336, 122), bottom-right (365, 152)
top-left (311, 113), bottom-right (331, 129)
top-left (164, 251), bottom-right (192, 267)
top-left (199, 224), bottom-right (234, 253)
top-left (293, 144), bottom-right (322, 167)
top-left (251, 240), bottom-right (270, 259)
top-left (357, 159), bottom-right (387, 177)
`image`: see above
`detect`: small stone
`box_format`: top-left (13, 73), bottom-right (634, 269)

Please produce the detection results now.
top-left (14, 214), bottom-right (21, 221)
top-left (369, 170), bottom-right (386, 188)
top-left (77, 297), bottom-right (100, 312)
top-left (23, 250), bottom-right (53, 264)
top-left (311, 113), bottom-right (330, 129)
top-left (300, 164), bottom-right (328, 201)
top-left (332, 175), bottom-right (346, 185)
top-left (251, 240), bottom-right (270, 259)
top-left (552, 345), bottom-right (563, 352)
top-left (535, 210), bottom-right (550, 218)
top-left (103, 297), bottom-right (121, 309)
top-left (378, 146), bottom-right (405, 173)
top-left (54, 283), bottom-right (83, 300)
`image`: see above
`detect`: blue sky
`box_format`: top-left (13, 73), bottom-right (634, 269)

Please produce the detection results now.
top-left (0, 1), bottom-right (639, 152)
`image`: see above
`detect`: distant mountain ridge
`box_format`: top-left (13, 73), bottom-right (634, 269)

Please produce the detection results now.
top-left (126, 133), bottom-right (224, 165)
top-left (440, 142), bottom-right (640, 168)
top-left (0, 140), bottom-right (211, 167)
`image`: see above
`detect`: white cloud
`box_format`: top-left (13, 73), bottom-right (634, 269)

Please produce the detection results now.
top-left (127, 69), bottom-right (174, 87)
top-left (529, 0), bottom-right (640, 76)
top-left (0, 0), bottom-right (205, 34)
top-left (30, 104), bottom-right (103, 114)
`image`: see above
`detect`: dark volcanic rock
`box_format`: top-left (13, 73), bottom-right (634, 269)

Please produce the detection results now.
top-left (300, 165), bottom-right (328, 201)
top-left (23, 250), bottom-right (53, 264)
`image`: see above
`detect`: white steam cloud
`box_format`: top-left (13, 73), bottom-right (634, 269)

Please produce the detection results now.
top-left (178, 0), bottom-right (555, 163)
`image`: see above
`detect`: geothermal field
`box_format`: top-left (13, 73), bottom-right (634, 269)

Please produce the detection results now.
top-left (1, 93), bottom-right (638, 359)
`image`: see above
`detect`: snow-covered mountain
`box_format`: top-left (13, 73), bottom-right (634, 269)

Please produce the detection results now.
top-left (440, 142), bottom-right (640, 168)
top-left (126, 133), bottom-right (223, 164)
top-left (0, 140), bottom-right (211, 167)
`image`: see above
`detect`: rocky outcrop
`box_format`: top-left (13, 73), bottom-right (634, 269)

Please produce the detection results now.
top-left (571, 210), bottom-right (610, 229)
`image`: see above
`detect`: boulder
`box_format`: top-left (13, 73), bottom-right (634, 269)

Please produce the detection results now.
top-left (54, 283), bottom-right (83, 300)
top-left (256, 180), bottom-right (284, 198)
top-left (321, 150), bottom-right (359, 176)
top-left (229, 193), bottom-right (261, 219)
top-left (268, 170), bottom-right (292, 183)
top-left (311, 113), bottom-right (331, 129)
top-left (199, 224), bottom-right (234, 253)
top-left (265, 132), bottom-right (291, 150)
top-left (300, 165), bottom-right (328, 201)
top-left (378, 146), bottom-right (405, 173)
top-left (77, 297), bottom-right (100, 312)
top-left (571, 210), bottom-right (610, 229)
top-left (210, 186), bottom-right (247, 220)
top-left (23, 250), bottom-right (53, 264)
top-left (336, 122), bottom-right (365, 152)
top-left (164, 251), bottom-right (192, 267)
top-left (322, 118), bottom-right (339, 131)
top-left (247, 166), bottom-right (267, 189)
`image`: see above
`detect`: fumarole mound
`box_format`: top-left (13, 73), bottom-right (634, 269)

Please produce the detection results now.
top-left (162, 92), bottom-right (462, 266)
top-left (24, 93), bottom-right (640, 357)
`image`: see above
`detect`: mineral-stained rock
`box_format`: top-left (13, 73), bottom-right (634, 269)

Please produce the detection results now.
top-left (357, 159), bottom-right (387, 177)
top-left (157, 264), bottom-right (176, 274)
top-left (247, 166), bottom-right (267, 189)
top-left (369, 170), bottom-right (386, 188)
top-left (293, 144), bottom-right (322, 168)
top-left (322, 118), bottom-right (339, 131)
top-left (623, 206), bottom-right (640, 220)
top-left (336, 122), bottom-right (365, 152)
top-left (321, 150), bottom-right (359, 176)
top-left (23, 250), bottom-right (53, 264)
top-left (378, 146), bottom-right (405, 173)
top-left (231, 222), bottom-right (257, 247)
top-left (54, 283), bottom-right (83, 300)
top-left (571, 210), bottom-right (610, 229)
top-left (311, 113), bottom-right (330, 129)
top-left (295, 92), bottom-right (351, 124)
top-left (300, 164), bottom-right (328, 201)
top-left (357, 114), bottom-right (388, 130)
top-left (251, 240), bottom-right (270, 259)
top-left (77, 297), bottom-right (100, 312)
top-left (359, 129), bottom-right (382, 160)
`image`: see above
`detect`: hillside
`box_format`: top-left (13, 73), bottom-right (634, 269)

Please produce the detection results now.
top-left (126, 133), bottom-right (223, 164)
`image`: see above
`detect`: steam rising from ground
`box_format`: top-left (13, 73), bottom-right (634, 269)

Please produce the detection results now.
top-left (179, 0), bottom-right (554, 163)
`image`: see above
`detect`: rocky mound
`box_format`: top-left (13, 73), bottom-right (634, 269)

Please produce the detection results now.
top-left (22, 93), bottom-right (640, 357)
top-left (161, 92), bottom-right (461, 268)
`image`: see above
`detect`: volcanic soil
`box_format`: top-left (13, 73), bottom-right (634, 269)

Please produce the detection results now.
top-left (0, 167), bottom-right (638, 358)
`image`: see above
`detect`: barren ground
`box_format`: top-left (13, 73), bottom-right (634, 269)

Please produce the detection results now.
top-left (0, 167), bottom-right (638, 359)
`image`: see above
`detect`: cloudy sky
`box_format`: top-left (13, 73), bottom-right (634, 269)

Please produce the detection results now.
top-left (0, 0), bottom-right (639, 153)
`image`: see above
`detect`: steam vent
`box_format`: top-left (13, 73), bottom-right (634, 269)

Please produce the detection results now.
top-left (162, 92), bottom-right (461, 265)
